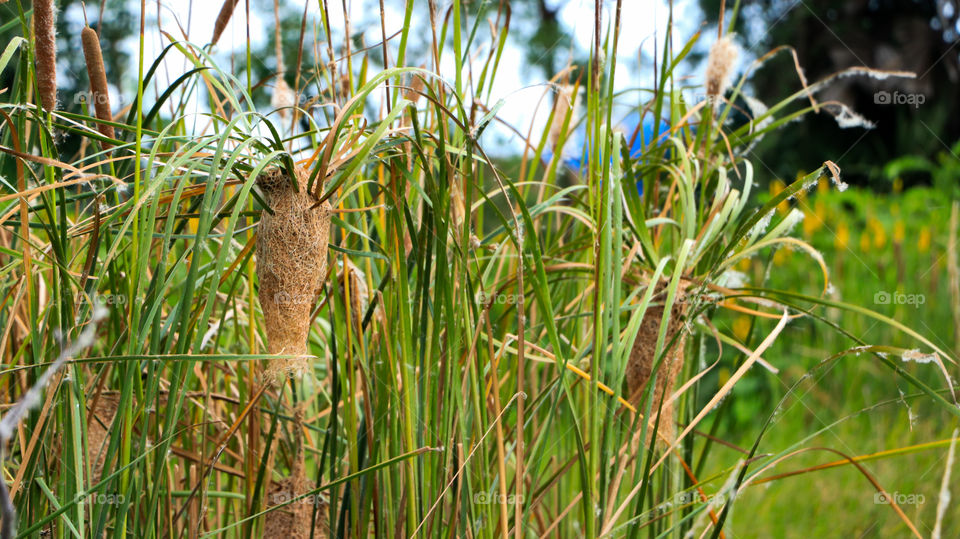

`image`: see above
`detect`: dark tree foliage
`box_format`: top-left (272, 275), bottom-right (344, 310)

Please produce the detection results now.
top-left (1, 0), bottom-right (135, 157)
top-left (700, 0), bottom-right (960, 189)
top-left (506, 0), bottom-right (570, 77)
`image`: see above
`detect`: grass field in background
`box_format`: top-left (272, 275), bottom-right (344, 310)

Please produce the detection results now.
top-left (0, 0), bottom-right (958, 537)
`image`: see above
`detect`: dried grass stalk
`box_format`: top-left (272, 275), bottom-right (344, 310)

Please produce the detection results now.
top-left (211, 0), bottom-right (240, 45)
top-left (81, 27), bottom-right (115, 149)
top-left (548, 83), bottom-right (575, 151)
top-left (256, 165), bottom-right (331, 380)
top-left (626, 287), bottom-right (688, 444)
top-left (338, 258), bottom-right (368, 334)
top-left (33, 0), bottom-right (57, 111)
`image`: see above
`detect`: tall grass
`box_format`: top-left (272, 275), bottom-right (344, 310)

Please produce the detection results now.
top-left (0, 1), bottom-right (957, 537)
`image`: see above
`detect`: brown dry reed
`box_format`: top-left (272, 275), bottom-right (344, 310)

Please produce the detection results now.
top-left (338, 258), bottom-right (368, 334)
top-left (548, 83), bottom-right (575, 151)
top-left (256, 165), bottom-right (332, 381)
top-left (625, 286), bottom-right (688, 444)
top-left (33, 0), bottom-right (57, 111)
top-left (211, 0), bottom-right (240, 46)
top-left (81, 27), bottom-right (115, 149)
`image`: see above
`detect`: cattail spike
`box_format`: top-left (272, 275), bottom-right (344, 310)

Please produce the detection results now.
top-left (81, 26), bottom-right (115, 149)
top-left (211, 0), bottom-right (240, 46)
top-left (705, 33), bottom-right (738, 99)
top-left (33, 0), bottom-right (58, 111)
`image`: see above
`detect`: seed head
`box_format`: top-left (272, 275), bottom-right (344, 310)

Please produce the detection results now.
top-left (211, 0), bottom-right (240, 45)
top-left (81, 26), bottom-right (115, 148)
top-left (705, 34), bottom-right (738, 98)
top-left (33, 0), bottom-right (58, 111)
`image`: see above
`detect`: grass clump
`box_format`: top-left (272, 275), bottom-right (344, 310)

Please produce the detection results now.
top-left (0, 1), bottom-right (956, 537)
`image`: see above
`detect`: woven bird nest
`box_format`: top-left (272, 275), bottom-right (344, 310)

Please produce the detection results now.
top-left (256, 165), bottom-right (332, 381)
top-left (264, 408), bottom-right (328, 538)
top-left (264, 469), bottom-right (327, 538)
top-left (626, 285), bottom-right (688, 445)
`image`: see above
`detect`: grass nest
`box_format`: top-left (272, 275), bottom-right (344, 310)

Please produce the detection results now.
top-left (626, 285), bottom-right (689, 444)
top-left (255, 165), bottom-right (332, 381)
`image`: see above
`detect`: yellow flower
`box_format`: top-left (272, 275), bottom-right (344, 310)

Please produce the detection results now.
top-left (794, 171), bottom-right (809, 202)
top-left (817, 175), bottom-right (829, 194)
top-left (918, 227), bottom-right (931, 253)
top-left (803, 200), bottom-right (825, 237)
top-left (770, 179), bottom-right (789, 215)
top-left (835, 222), bottom-right (849, 249)
top-left (803, 211), bottom-right (818, 237)
top-left (732, 315), bottom-right (751, 341)
top-left (868, 218), bottom-right (887, 250)
top-left (769, 179), bottom-right (783, 195)
top-left (718, 367), bottom-right (731, 387)
top-left (860, 232), bottom-right (871, 252)
top-left (893, 220), bottom-right (905, 243)
top-left (873, 226), bottom-right (887, 249)
top-left (773, 247), bottom-right (789, 266)
top-left (736, 257), bottom-right (752, 272)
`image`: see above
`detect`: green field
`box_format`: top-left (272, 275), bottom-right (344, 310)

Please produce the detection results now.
top-left (0, 0), bottom-right (957, 537)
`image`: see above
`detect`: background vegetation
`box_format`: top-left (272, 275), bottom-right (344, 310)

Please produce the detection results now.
top-left (0, 0), bottom-right (958, 537)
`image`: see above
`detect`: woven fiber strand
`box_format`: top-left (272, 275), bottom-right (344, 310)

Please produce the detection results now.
top-left (256, 165), bottom-right (331, 380)
top-left (626, 287), bottom-right (688, 444)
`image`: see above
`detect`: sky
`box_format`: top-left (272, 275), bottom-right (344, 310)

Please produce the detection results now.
top-left (102, 0), bottom-right (707, 156)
